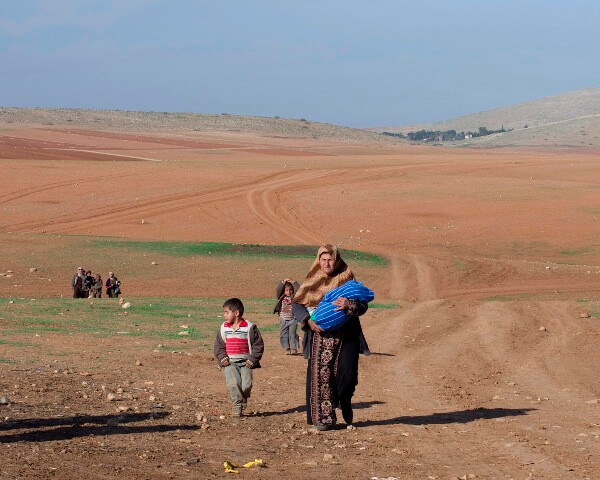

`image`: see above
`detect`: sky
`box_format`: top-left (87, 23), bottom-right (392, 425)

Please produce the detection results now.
top-left (1, 0), bottom-right (599, 127)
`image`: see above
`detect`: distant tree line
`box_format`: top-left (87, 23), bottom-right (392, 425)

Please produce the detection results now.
top-left (382, 125), bottom-right (509, 142)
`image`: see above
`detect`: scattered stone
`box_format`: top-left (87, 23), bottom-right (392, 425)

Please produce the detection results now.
top-left (79, 372), bottom-right (91, 376)
top-left (196, 412), bottom-right (207, 422)
top-left (149, 395), bottom-right (156, 401)
top-left (118, 297), bottom-right (125, 305)
top-left (178, 331), bottom-right (189, 336)
top-left (200, 423), bottom-right (210, 431)
top-left (29, 267), bottom-right (37, 272)
top-left (323, 453), bottom-right (334, 461)
top-left (579, 312), bottom-right (591, 318)
top-left (172, 404), bottom-right (182, 410)
top-left (539, 326), bottom-right (547, 331)
top-left (585, 399), bottom-right (599, 404)
top-left (117, 405), bottom-right (130, 412)
top-left (8, 300), bottom-right (14, 304)
top-left (179, 438), bottom-right (192, 444)
top-left (122, 302), bottom-right (131, 309)
top-left (135, 360), bottom-right (143, 366)
top-left (186, 457), bottom-right (200, 465)
top-left (151, 261), bottom-right (157, 265)
top-left (347, 425), bottom-right (356, 431)
top-left (122, 393), bottom-right (134, 400)
top-left (219, 415), bottom-right (225, 420)
top-left (106, 392), bottom-right (117, 401)
top-left (116, 387), bottom-right (124, 394)
top-left (141, 220), bottom-right (147, 224)
top-left (0, 396), bottom-right (10, 405)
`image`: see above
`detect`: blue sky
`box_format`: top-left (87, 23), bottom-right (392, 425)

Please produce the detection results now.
top-left (1, 0), bottom-right (599, 127)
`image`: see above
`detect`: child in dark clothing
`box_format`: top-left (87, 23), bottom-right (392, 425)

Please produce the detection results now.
top-left (214, 298), bottom-right (264, 416)
top-left (274, 279), bottom-right (300, 355)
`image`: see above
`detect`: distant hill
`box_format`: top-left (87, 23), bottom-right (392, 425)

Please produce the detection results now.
top-left (0, 107), bottom-right (400, 144)
top-left (372, 87), bottom-right (600, 148)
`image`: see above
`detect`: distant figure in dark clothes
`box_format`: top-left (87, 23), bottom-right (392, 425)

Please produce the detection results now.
top-left (84, 270), bottom-right (94, 298)
top-left (71, 266), bottom-right (87, 298)
top-left (105, 272), bottom-right (121, 298)
top-left (91, 274), bottom-right (103, 298)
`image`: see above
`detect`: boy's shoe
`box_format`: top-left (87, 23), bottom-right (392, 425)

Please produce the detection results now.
top-left (232, 407), bottom-right (243, 417)
top-left (285, 348), bottom-right (291, 355)
top-left (290, 349), bottom-right (298, 355)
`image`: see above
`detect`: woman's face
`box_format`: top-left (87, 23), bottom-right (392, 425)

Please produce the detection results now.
top-left (319, 253), bottom-right (335, 275)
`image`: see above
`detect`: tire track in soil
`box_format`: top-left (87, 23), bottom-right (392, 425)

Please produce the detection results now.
top-left (245, 169), bottom-right (341, 245)
top-left (4, 169), bottom-right (337, 235)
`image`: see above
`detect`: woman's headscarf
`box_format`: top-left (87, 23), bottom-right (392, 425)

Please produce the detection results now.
top-left (293, 244), bottom-right (354, 307)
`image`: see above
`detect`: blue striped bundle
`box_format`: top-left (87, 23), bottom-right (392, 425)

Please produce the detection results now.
top-left (313, 280), bottom-right (374, 332)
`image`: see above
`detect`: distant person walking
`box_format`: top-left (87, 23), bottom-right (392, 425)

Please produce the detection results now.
top-left (71, 266), bottom-right (87, 298)
top-left (91, 274), bottom-right (103, 298)
top-left (105, 272), bottom-right (121, 298)
top-left (274, 278), bottom-right (300, 355)
top-left (84, 270), bottom-right (94, 298)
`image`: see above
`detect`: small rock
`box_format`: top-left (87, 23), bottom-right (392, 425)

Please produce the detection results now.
top-left (178, 331), bottom-right (189, 336)
top-left (106, 392), bottom-right (117, 401)
top-left (118, 297), bottom-right (125, 305)
top-left (186, 457), bottom-right (200, 465)
top-left (585, 399), bottom-right (599, 404)
top-left (141, 220), bottom-right (147, 224)
top-left (539, 326), bottom-right (546, 331)
top-left (8, 300), bottom-right (14, 304)
top-left (346, 425), bottom-right (356, 431)
top-left (149, 395), bottom-right (156, 401)
top-left (151, 261), bottom-right (157, 265)
top-left (116, 387), bottom-right (124, 394)
top-left (179, 438), bottom-right (192, 443)
top-left (323, 453), bottom-right (334, 461)
top-left (135, 360), bottom-right (143, 366)
top-left (117, 405), bottom-right (130, 412)
top-left (172, 404), bottom-right (182, 410)
top-left (219, 415), bottom-right (225, 420)
top-left (0, 396), bottom-right (10, 405)
top-left (200, 423), bottom-right (210, 430)
top-left (29, 267), bottom-right (37, 272)
top-left (122, 302), bottom-right (131, 309)
top-left (122, 393), bottom-right (134, 400)
top-left (196, 412), bottom-right (207, 422)
top-left (579, 312), bottom-right (591, 318)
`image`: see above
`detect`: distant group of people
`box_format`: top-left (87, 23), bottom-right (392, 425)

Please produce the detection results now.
top-left (71, 267), bottom-right (121, 299)
top-left (215, 244), bottom-right (372, 431)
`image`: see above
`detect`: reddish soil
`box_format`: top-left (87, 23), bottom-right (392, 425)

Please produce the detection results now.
top-left (1, 125), bottom-right (600, 479)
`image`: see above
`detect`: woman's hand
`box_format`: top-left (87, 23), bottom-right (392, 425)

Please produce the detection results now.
top-left (307, 319), bottom-right (324, 333)
top-left (332, 296), bottom-right (349, 312)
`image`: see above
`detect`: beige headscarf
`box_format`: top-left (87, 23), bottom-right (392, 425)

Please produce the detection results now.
top-left (293, 244), bottom-right (355, 307)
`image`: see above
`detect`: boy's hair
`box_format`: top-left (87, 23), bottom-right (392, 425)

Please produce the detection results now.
top-left (223, 298), bottom-right (244, 316)
top-left (283, 281), bottom-right (294, 292)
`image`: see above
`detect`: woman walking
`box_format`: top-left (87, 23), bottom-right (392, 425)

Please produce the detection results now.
top-left (293, 244), bottom-right (370, 431)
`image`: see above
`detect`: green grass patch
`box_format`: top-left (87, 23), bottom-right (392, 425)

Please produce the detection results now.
top-left (0, 339), bottom-right (31, 347)
top-left (451, 257), bottom-right (467, 271)
top-left (91, 240), bottom-right (388, 265)
top-left (0, 358), bottom-right (16, 364)
top-left (483, 293), bottom-right (536, 302)
top-left (0, 297), bottom-right (278, 343)
top-left (577, 298), bottom-right (590, 303)
top-left (559, 246), bottom-right (597, 256)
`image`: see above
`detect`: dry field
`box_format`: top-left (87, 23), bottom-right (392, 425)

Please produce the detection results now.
top-left (1, 117), bottom-right (599, 479)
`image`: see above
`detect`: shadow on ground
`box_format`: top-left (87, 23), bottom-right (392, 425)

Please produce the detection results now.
top-left (0, 411), bottom-right (198, 443)
top-left (353, 407), bottom-right (536, 427)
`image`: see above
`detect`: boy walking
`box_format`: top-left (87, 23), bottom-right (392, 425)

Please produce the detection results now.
top-left (214, 298), bottom-right (264, 416)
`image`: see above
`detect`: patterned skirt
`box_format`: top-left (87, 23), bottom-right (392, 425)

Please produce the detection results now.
top-left (308, 330), bottom-right (343, 426)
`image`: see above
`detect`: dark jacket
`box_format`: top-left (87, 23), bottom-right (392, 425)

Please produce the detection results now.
top-left (214, 321), bottom-right (264, 369)
top-left (273, 281), bottom-right (300, 314)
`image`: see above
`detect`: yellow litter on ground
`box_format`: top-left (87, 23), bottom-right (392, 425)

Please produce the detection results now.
top-left (223, 459), bottom-right (265, 473)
